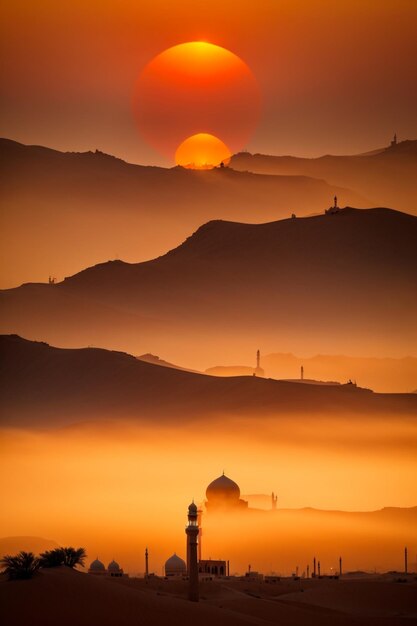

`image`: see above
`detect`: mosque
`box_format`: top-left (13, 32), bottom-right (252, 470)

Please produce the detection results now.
top-left (164, 472), bottom-right (277, 582)
top-left (88, 558), bottom-right (126, 577)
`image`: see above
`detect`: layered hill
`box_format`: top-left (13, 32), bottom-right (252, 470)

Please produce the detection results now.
top-left (0, 208), bottom-right (416, 364)
top-left (206, 354), bottom-right (417, 393)
top-left (0, 138), bottom-right (364, 289)
top-left (230, 139), bottom-right (417, 213)
top-left (1, 336), bottom-right (415, 428)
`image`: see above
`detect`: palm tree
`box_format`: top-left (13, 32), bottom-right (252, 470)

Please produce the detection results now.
top-left (61, 547), bottom-right (87, 568)
top-left (0, 551), bottom-right (40, 580)
top-left (39, 548), bottom-right (65, 568)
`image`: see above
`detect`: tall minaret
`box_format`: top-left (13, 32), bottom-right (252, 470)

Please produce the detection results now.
top-left (301, 365), bottom-right (304, 381)
top-left (145, 547), bottom-right (149, 579)
top-left (185, 501), bottom-right (199, 602)
top-left (271, 492), bottom-right (278, 510)
top-left (334, 195), bottom-right (338, 209)
top-left (197, 507), bottom-right (203, 562)
top-left (256, 349), bottom-right (260, 370)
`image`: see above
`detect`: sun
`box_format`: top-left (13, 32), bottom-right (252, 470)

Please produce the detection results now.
top-left (175, 133), bottom-right (231, 169)
top-left (133, 42), bottom-right (260, 163)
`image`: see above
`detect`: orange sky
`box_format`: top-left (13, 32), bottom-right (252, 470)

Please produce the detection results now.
top-left (1, 0), bottom-right (417, 165)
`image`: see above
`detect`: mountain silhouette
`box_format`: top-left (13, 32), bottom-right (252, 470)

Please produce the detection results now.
top-left (1, 335), bottom-right (415, 427)
top-left (0, 138), bottom-right (366, 289)
top-left (230, 139), bottom-right (417, 213)
top-left (0, 208), bottom-right (415, 364)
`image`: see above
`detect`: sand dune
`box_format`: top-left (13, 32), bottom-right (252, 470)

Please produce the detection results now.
top-left (1, 566), bottom-right (415, 626)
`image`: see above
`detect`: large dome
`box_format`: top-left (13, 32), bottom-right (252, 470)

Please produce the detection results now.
top-left (89, 558), bottom-right (105, 572)
top-left (165, 553), bottom-right (186, 575)
top-left (107, 560), bottom-right (121, 573)
top-left (206, 473), bottom-right (241, 501)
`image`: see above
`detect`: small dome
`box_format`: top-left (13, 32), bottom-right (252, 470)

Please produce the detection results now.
top-left (89, 558), bottom-right (105, 571)
top-left (206, 473), bottom-right (240, 501)
top-left (165, 553), bottom-right (186, 575)
top-left (107, 560), bottom-right (121, 572)
top-left (188, 501), bottom-right (198, 515)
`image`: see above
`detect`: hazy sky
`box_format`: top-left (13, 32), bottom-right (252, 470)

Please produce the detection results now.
top-left (1, 0), bottom-right (417, 166)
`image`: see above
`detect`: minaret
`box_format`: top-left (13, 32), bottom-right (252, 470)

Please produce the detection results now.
top-left (334, 195), bottom-right (338, 209)
top-left (313, 556), bottom-right (316, 577)
top-left (185, 501), bottom-right (199, 602)
top-left (301, 365), bottom-right (304, 381)
top-left (404, 546), bottom-right (408, 575)
top-left (145, 547), bottom-right (149, 579)
top-left (318, 560), bottom-right (321, 577)
top-left (197, 507), bottom-right (203, 562)
top-left (307, 564), bottom-right (310, 578)
top-left (271, 492), bottom-right (277, 510)
top-left (339, 556), bottom-right (342, 577)
top-left (256, 349), bottom-right (260, 370)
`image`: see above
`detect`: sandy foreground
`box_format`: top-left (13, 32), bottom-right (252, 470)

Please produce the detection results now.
top-left (1, 567), bottom-right (416, 626)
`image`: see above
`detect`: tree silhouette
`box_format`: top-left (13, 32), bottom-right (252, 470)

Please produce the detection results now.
top-left (0, 551), bottom-right (40, 580)
top-left (39, 548), bottom-right (65, 568)
top-left (61, 547), bottom-right (87, 568)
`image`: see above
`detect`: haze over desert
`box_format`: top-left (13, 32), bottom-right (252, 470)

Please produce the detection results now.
top-left (1, 1), bottom-right (417, 625)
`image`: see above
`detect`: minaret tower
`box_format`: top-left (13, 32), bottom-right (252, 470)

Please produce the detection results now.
top-left (197, 507), bottom-right (203, 562)
top-left (185, 501), bottom-right (199, 602)
top-left (256, 349), bottom-right (261, 370)
top-left (145, 547), bottom-right (149, 579)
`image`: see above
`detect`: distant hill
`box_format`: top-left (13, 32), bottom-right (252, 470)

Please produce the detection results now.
top-left (0, 536), bottom-right (59, 556)
top-left (136, 353), bottom-right (197, 373)
top-left (0, 138), bottom-right (365, 289)
top-left (206, 354), bottom-right (417, 394)
top-left (0, 208), bottom-right (416, 364)
top-left (1, 336), bottom-right (415, 428)
top-left (230, 139), bottom-right (417, 214)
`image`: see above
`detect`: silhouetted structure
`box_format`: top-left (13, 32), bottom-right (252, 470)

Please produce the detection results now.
top-left (271, 492), bottom-right (278, 510)
top-left (88, 557), bottom-right (125, 577)
top-left (145, 548), bottom-right (149, 578)
top-left (404, 546), bottom-right (408, 575)
top-left (254, 349), bottom-right (265, 377)
top-left (165, 553), bottom-right (186, 577)
top-left (301, 365), bottom-right (304, 381)
top-left (391, 133), bottom-right (397, 147)
top-left (185, 502), bottom-right (199, 602)
top-left (339, 556), bottom-right (342, 576)
top-left (205, 473), bottom-right (248, 511)
top-left (198, 559), bottom-right (226, 576)
top-left (313, 557), bottom-right (317, 577)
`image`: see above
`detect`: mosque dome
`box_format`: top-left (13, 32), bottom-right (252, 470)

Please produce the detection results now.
top-left (206, 473), bottom-right (241, 501)
top-left (89, 558), bottom-right (105, 572)
top-left (107, 560), bottom-right (121, 573)
top-left (165, 553), bottom-right (186, 576)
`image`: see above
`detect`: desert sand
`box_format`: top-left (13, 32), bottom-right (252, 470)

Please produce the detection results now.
top-left (1, 567), bottom-right (416, 626)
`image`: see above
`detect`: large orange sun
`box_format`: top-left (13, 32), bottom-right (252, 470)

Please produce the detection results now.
top-left (133, 42), bottom-right (260, 164)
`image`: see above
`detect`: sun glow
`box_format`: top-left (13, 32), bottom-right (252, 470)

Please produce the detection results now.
top-left (133, 41), bottom-right (260, 162)
top-left (175, 133), bottom-right (231, 169)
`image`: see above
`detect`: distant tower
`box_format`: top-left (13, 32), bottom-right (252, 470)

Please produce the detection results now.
top-left (307, 564), bottom-right (310, 578)
top-left (271, 492), bottom-right (278, 510)
top-left (313, 557), bottom-right (316, 577)
top-left (391, 133), bottom-right (397, 147)
top-left (404, 546), bottom-right (408, 575)
top-left (145, 547), bottom-right (149, 578)
top-left (318, 560), bottom-right (321, 577)
top-left (185, 501), bottom-right (199, 602)
top-left (339, 556), bottom-right (342, 577)
top-left (254, 349), bottom-right (265, 377)
top-left (334, 195), bottom-right (338, 209)
top-left (301, 365), bottom-right (304, 381)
